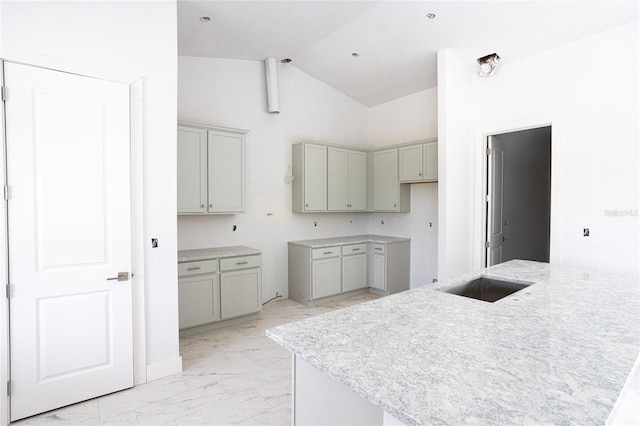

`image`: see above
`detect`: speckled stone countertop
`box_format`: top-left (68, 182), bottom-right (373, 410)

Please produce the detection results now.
top-left (267, 260), bottom-right (640, 425)
top-left (178, 246), bottom-right (261, 262)
top-left (288, 234), bottom-right (410, 248)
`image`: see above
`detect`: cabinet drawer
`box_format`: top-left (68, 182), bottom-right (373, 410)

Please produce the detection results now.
top-left (342, 243), bottom-right (368, 256)
top-left (220, 255), bottom-right (261, 271)
top-left (371, 243), bottom-right (386, 254)
top-left (178, 259), bottom-right (218, 277)
top-left (312, 247), bottom-right (341, 259)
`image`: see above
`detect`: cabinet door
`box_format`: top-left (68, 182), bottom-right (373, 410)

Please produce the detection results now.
top-left (327, 147), bottom-right (349, 211)
top-left (220, 268), bottom-right (261, 319)
top-left (304, 144), bottom-right (327, 211)
top-left (311, 257), bottom-right (341, 299)
top-left (177, 126), bottom-right (207, 213)
top-left (208, 129), bottom-right (245, 212)
top-left (371, 253), bottom-right (386, 291)
top-left (399, 144), bottom-right (423, 182)
top-left (372, 149), bottom-right (399, 211)
top-left (348, 150), bottom-right (367, 210)
top-left (178, 274), bottom-right (220, 329)
top-left (422, 142), bottom-right (438, 181)
top-left (342, 253), bottom-right (368, 292)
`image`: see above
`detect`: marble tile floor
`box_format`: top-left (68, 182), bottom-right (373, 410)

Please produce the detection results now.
top-left (12, 293), bottom-right (380, 426)
top-left (12, 291), bottom-right (640, 425)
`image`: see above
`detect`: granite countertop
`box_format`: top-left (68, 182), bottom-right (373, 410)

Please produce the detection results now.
top-left (178, 246), bottom-right (262, 262)
top-left (267, 260), bottom-right (640, 425)
top-left (288, 234), bottom-right (410, 248)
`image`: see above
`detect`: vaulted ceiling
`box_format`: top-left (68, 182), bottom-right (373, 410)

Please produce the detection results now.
top-left (178, 1), bottom-right (638, 107)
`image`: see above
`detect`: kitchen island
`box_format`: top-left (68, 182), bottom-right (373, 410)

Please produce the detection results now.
top-left (267, 260), bottom-right (639, 425)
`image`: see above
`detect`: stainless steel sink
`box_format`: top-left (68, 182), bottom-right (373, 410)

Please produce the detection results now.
top-left (437, 276), bottom-right (532, 303)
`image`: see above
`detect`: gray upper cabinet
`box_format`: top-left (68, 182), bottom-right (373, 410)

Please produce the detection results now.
top-left (371, 148), bottom-right (410, 212)
top-left (177, 125), bottom-right (208, 213)
top-left (328, 147), bottom-right (367, 211)
top-left (399, 139), bottom-right (438, 183)
top-left (292, 142), bottom-right (327, 212)
top-left (178, 121), bottom-right (247, 214)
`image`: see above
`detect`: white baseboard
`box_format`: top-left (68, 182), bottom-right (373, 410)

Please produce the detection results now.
top-left (146, 356), bottom-right (183, 382)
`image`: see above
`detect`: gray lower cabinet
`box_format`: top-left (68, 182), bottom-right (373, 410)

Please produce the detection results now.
top-left (178, 259), bottom-right (220, 329)
top-left (370, 244), bottom-right (387, 291)
top-left (220, 255), bottom-right (262, 320)
top-left (288, 237), bottom-right (410, 306)
top-left (342, 243), bottom-right (368, 292)
top-left (178, 249), bottom-right (261, 330)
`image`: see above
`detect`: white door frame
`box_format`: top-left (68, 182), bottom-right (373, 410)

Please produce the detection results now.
top-left (0, 48), bottom-right (147, 425)
top-left (473, 116), bottom-right (564, 270)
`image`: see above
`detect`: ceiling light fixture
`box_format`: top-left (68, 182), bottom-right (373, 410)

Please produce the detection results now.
top-left (477, 53), bottom-right (500, 76)
top-left (426, 13), bottom-right (436, 19)
top-left (199, 16), bottom-right (211, 22)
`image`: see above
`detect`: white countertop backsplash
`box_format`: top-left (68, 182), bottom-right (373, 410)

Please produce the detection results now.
top-left (267, 260), bottom-right (640, 425)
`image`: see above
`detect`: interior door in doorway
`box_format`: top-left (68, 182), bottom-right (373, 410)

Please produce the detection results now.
top-left (486, 136), bottom-right (505, 266)
top-left (5, 62), bottom-right (133, 421)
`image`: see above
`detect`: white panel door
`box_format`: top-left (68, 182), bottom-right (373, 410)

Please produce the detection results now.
top-left (487, 138), bottom-right (505, 266)
top-left (5, 62), bottom-right (133, 421)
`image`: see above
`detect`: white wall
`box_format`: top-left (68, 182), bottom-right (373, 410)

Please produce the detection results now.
top-left (437, 49), bottom-right (476, 280)
top-left (1, 0), bottom-right (180, 378)
top-left (439, 20), bottom-right (639, 275)
top-left (178, 57), bottom-right (371, 301)
top-left (367, 89), bottom-right (439, 286)
top-left (178, 58), bottom-right (441, 295)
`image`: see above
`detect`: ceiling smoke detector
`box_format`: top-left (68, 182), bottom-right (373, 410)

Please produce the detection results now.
top-left (477, 53), bottom-right (500, 76)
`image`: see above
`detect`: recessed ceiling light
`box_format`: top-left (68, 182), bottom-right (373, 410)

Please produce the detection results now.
top-left (351, 52), bottom-right (360, 58)
top-left (426, 13), bottom-right (436, 19)
top-left (199, 16), bottom-right (211, 22)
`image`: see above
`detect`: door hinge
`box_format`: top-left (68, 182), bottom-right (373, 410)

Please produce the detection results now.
top-left (1, 86), bottom-right (6, 102)
top-left (486, 147), bottom-right (491, 156)
top-left (7, 381), bottom-right (10, 396)
top-left (485, 241), bottom-right (491, 248)
top-left (3, 185), bottom-right (8, 201)
top-left (6, 284), bottom-right (10, 299)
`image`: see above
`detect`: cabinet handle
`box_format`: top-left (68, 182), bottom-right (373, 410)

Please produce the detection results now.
top-left (375, 248), bottom-right (383, 251)
top-left (418, 173), bottom-right (422, 176)
top-left (209, 204), bottom-right (213, 208)
top-left (187, 266), bottom-right (201, 271)
top-left (236, 261), bottom-right (249, 265)
top-left (323, 251), bottom-right (333, 255)
top-left (352, 248), bottom-right (360, 251)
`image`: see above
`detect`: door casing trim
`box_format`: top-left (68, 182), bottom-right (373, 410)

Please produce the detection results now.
top-left (473, 116), bottom-right (564, 270)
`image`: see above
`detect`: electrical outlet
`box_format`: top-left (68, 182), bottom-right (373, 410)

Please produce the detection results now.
top-left (232, 225), bottom-right (237, 231)
top-left (151, 238), bottom-right (158, 248)
top-left (583, 228), bottom-right (590, 237)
